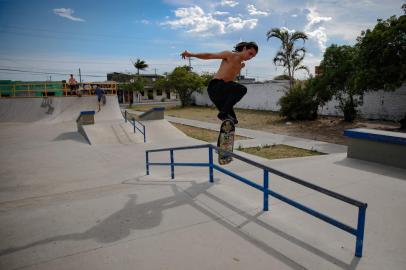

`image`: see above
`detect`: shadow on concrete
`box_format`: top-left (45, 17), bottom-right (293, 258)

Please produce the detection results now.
top-left (0, 177), bottom-right (360, 270)
top-left (53, 132), bottom-right (88, 144)
top-left (335, 157), bottom-right (406, 181)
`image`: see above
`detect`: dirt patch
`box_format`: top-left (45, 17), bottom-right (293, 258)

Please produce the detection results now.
top-left (171, 122), bottom-right (249, 142)
top-left (165, 106), bottom-right (401, 145)
top-left (238, 144), bottom-right (323, 160)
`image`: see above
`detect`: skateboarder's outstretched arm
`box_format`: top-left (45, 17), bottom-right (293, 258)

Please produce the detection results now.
top-left (181, 50), bottom-right (232, 60)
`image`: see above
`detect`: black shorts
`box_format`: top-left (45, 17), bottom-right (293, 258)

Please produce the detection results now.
top-left (207, 79), bottom-right (247, 113)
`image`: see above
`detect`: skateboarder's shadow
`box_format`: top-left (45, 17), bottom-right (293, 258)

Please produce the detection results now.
top-left (0, 179), bottom-right (361, 270)
top-left (0, 181), bottom-right (212, 256)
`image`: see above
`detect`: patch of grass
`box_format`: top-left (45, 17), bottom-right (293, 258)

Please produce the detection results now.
top-left (165, 106), bottom-right (283, 127)
top-left (171, 122), bottom-right (250, 142)
top-left (237, 144), bottom-right (324, 160)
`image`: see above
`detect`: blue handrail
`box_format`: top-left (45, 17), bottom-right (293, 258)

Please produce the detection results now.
top-left (145, 143), bottom-right (368, 257)
top-left (124, 110), bottom-right (146, 142)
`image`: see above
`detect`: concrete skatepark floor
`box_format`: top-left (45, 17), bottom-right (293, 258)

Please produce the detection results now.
top-left (1, 96), bottom-right (406, 270)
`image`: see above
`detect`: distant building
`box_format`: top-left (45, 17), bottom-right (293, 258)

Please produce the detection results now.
top-left (236, 75), bottom-right (255, 84)
top-left (107, 72), bottom-right (177, 104)
top-left (315, 66), bottom-right (323, 77)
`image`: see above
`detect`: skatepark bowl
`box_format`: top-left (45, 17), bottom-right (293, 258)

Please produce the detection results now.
top-left (145, 144), bottom-right (367, 258)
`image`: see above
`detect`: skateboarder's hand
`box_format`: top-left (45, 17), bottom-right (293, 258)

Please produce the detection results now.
top-left (241, 62), bottom-right (245, 69)
top-left (181, 50), bottom-right (192, 59)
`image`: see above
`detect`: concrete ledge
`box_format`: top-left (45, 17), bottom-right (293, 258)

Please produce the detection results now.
top-left (139, 107), bottom-right (165, 120)
top-left (344, 128), bottom-right (406, 169)
top-left (344, 128), bottom-right (406, 145)
top-left (77, 110), bottom-right (96, 144)
top-left (76, 110), bottom-right (96, 125)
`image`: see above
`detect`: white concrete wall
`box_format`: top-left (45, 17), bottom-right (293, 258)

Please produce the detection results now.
top-left (320, 84), bottom-right (406, 121)
top-left (193, 81), bottom-right (406, 121)
top-left (193, 81), bottom-right (288, 111)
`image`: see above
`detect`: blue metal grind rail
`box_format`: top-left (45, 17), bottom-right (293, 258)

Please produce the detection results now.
top-left (124, 110), bottom-right (146, 143)
top-left (145, 144), bottom-right (367, 257)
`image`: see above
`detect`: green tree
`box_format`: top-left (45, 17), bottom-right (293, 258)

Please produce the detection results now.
top-left (266, 28), bottom-right (309, 89)
top-left (167, 66), bottom-right (204, 107)
top-left (200, 72), bottom-right (215, 86)
top-left (132, 59), bottom-right (148, 75)
top-left (355, 13), bottom-right (406, 91)
top-left (154, 76), bottom-right (171, 97)
top-left (315, 5), bottom-right (406, 123)
top-left (122, 78), bottom-right (144, 106)
top-left (319, 45), bottom-right (362, 122)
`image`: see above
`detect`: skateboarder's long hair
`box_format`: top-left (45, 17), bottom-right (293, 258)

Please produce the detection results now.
top-left (233, 41), bottom-right (258, 53)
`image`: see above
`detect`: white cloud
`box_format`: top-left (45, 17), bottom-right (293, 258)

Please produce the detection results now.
top-left (220, 0), bottom-right (239, 7)
top-left (305, 7), bottom-right (332, 29)
top-left (291, 14), bottom-right (298, 17)
top-left (213, 11), bottom-right (229, 16)
top-left (304, 7), bottom-right (332, 51)
top-left (53, 8), bottom-right (85, 22)
top-left (247, 4), bottom-right (269, 16)
top-left (226, 17), bottom-right (257, 31)
top-left (280, 26), bottom-right (296, 33)
top-left (306, 27), bottom-right (329, 52)
top-left (162, 5), bottom-right (257, 36)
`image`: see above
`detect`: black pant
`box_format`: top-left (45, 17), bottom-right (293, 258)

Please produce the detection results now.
top-left (207, 79), bottom-right (247, 119)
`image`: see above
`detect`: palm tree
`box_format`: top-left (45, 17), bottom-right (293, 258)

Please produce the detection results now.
top-left (266, 28), bottom-right (309, 89)
top-left (132, 59), bottom-right (148, 75)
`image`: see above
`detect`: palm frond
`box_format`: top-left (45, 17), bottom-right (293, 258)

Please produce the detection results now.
top-left (290, 31), bottom-right (308, 43)
top-left (294, 65), bottom-right (310, 74)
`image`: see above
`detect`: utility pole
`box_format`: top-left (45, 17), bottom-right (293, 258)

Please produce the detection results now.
top-left (188, 57), bottom-right (192, 71)
top-left (79, 68), bottom-right (82, 83)
top-left (154, 68), bottom-right (157, 76)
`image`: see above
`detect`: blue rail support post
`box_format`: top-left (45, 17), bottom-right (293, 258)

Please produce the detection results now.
top-left (143, 125), bottom-right (146, 143)
top-left (170, 150), bottom-right (174, 179)
top-left (132, 118), bottom-right (136, 133)
top-left (209, 146), bottom-right (214, 183)
top-left (263, 169), bottom-right (269, 211)
top-left (355, 206), bottom-right (366, 257)
top-left (146, 152), bottom-right (150, 175)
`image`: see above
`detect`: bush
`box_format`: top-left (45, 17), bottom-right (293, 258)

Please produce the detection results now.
top-left (338, 96), bottom-right (358, 122)
top-left (278, 82), bottom-right (319, 120)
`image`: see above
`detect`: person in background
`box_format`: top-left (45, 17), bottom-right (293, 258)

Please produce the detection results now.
top-left (95, 85), bottom-right (105, 111)
top-left (68, 74), bottom-right (78, 95)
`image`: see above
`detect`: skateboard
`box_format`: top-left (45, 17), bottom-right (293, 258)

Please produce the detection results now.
top-left (217, 119), bottom-right (235, 165)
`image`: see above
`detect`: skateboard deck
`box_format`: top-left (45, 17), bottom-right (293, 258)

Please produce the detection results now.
top-left (217, 119), bottom-right (235, 165)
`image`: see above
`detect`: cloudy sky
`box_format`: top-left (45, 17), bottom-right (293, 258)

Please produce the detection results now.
top-left (0, 0), bottom-right (404, 82)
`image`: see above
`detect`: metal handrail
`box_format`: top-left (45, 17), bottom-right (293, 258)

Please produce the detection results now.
top-left (145, 143), bottom-right (367, 257)
top-left (0, 82), bottom-right (118, 97)
top-left (124, 110), bottom-right (146, 142)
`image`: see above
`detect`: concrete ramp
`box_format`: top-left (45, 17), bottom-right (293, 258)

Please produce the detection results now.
top-left (142, 119), bottom-right (188, 142)
top-left (82, 120), bottom-right (144, 145)
top-left (0, 96), bottom-right (121, 123)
